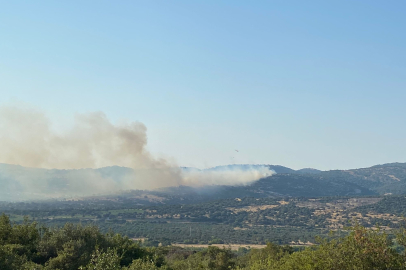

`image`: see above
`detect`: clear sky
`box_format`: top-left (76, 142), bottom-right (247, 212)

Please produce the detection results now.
top-left (0, 1), bottom-right (405, 170)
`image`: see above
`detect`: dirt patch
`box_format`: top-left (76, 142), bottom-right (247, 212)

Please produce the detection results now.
top-left (234, 227), bottom-right (248, 230)
top-left (297, 198), bottom-right (382, 211)
top-left (131, 237), bottom-right (147, 242)
top-left (226, 204), bottom-right (279, 213)
top-left (388, 175), bottom-right (401, 181)
top-left (278, 200), bottom-right (289, 205)
top-left (172, 243), bottom-right (267, 250)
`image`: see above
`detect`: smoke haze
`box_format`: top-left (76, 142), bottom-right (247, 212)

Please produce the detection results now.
top-left (0, 106), bottom-right (274, 199)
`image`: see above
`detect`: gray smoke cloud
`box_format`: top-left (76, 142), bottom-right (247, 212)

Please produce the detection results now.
top-left (0, 105), bottom-right (274, 199)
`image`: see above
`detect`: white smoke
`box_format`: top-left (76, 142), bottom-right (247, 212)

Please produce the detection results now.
top-left (0, 105), bottom-right (274, 199)
top-left (182, 166), bottom-right (274, 186)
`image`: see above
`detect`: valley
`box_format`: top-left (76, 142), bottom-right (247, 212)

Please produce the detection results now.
top-left (2, 195), bottom-right (406, 245)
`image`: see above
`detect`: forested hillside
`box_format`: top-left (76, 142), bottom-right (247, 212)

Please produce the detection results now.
top-left (319, 163), bottom-right (406, 195)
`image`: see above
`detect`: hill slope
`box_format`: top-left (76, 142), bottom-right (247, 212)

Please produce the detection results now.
top-left (1, 162), bottom-right (406, 201)
top-left (319, 163), bottom-right (406, 195)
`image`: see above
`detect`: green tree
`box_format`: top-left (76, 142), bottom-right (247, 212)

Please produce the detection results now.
top-left (80, 248), bottom-right (121, 270)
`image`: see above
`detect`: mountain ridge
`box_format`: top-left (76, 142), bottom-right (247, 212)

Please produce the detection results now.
top-left (1, 162), bottom-right (406, 201)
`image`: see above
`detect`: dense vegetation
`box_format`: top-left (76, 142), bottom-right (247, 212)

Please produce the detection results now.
top-left (3, 195), bottom-right (406, 246)
top-left (356, 195), bottom-right (406, 216)
top-left (2, 213), bottom-right (406, 269)
top-left (0, 197), bottom-right (327, 245)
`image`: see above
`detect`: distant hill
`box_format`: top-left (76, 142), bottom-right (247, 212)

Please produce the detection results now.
top-left (295, 168), bottom-right (322, 174)
top-left (193, 163), bottom-right (406, 195)
top-left (205, 164), bottom-right (296, 174)
top-left (141, 163), bottom-right (406, 201)
top-left (153, 173), bottom-right (375, 204)
top-left (1, 162), bottom-right (406, 202)
top-left (181, 164), bottom-right (296, 174)
top-left (318, 163), bottom-right (406, 195)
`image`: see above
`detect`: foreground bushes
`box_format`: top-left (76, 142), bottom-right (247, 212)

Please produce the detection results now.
top-left (2, 213), bottom-right (406, 269)
top-left (0, 214), bottom-right (151, 269)
top-left (244, 226), bottom-right (405, 270)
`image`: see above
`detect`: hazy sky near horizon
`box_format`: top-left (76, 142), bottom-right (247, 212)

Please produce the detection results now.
top-left (1, 1), bottom-right (405, 170)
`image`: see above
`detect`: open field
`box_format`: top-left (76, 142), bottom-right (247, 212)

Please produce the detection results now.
top-left (172, 243), bottom-right (268, 250)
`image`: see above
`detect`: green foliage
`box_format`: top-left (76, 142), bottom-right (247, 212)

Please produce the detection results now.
top-left (0, 213), bottom-right (43, 269)
top-left (0, 213), bottom-right (155, 269)
top-left (0, 244), bottom-right (30, 270)
top-left (126, 259), bottom-right (167, 270)
top-left (80, 248), bottom-right (121, 270)
top-left (39, 223), bottom-right (111, 270)
top-left (242, 225), bottom-right (406, 270)
top-left (240, 243), bottom-right (293, 268)
top-left (168, 246), bottom-right (235, 270)
top-left (0, 214), bottom-right (13, 244)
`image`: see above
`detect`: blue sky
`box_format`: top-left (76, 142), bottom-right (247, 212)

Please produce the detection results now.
top-left (1, 1), bottom-right (405, 170)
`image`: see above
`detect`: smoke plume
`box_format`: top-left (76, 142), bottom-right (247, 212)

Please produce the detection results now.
top-left (0, 106), bottom-right (274, 199)
top-left (182, 166), bottom-right (274, 186)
